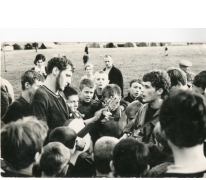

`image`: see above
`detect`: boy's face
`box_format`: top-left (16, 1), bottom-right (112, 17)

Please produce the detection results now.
top-left (104, 94), bottom-right (120, 111)
top-left (142, 81), bottom-right (158, 103)
top-left (94, 73), bottom-right (109, 89)
top-left (130, 82), bottom-right (142, 99)
top-left (79, 87), bottom-right (95, 103)
top-left (192, 85), bottom-right (205, 96)
top-left (86, 67), bottom-right (93, 76)
top-left (67, 95), bottom-right (79, 111)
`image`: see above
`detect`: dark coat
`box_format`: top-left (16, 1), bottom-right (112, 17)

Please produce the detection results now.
top-left (103, 65), bottom-right (124, 97)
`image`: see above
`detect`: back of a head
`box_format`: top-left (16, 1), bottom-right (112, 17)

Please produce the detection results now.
top-left (1, 116), bottom-right (48, 170)
top-left (125, 100), bottom-right (143, 120)
top-left (143, 70), bottom-right (171, 99)
top-left (63, 86), bottom-right (78, 100)
top-left (94, 136), bottom-right (119, 174)
top-left (102, 84), bottom-right (121, 99)
top-left (112, 138), bottom-right (149, 177)
top-left (49, 126), bottom-right (77, 150)
top-left (159, 90), bottom-right (206, 148)
top-left (167, 67), bottom-right (187, 87)
top-left (193, 70), bottom-right (206, 91)
top-left (21, 70), bottom-right (44, 90)
top-left (40, 142), bottom-right (70, 177)
top-left (79, 78), bottom-right (95, 91)
top-left (47, 56), bottom-right (74, 75)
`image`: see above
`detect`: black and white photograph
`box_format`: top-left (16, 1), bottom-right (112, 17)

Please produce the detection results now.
top-left (1, 0), bottom-right (206, 178)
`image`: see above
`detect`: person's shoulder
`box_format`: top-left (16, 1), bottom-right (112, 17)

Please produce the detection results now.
top-left (32, 86), bottom-right (49, 102)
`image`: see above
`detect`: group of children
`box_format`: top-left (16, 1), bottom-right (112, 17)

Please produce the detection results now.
top-left (1, 54), bottom-right (206, 178)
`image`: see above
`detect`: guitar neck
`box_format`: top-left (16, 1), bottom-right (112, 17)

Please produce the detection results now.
top-left (77, 121), bottom-right (96, 138)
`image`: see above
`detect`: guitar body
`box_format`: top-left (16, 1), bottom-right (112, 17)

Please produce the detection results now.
top-left (68, 118), bottom-right (91, 165)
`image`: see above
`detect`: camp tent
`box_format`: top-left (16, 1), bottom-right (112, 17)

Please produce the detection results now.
top-left (150, 42), bottom-right (157, 46)
top-left (124, 42), bottom-right (135, 47)
top-left (137, 42), bottom-right (147, 47)
top-left (13, 43), bottom-right (21, 50)
top-left (90, 42), bottom-right (100, 48)
top-left (39, 42), bottom-right (56, 49)
top-left (105, 42), bottom-right (116, 48)
top-left (4, 44), bottom-right (14, 51)
top-left (24, 43), bottom-right (33, 50)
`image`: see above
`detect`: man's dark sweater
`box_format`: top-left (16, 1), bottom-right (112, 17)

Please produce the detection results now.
top-left (30, 85), bottom-right (70, 130)
top-left (2, 96), bottom-right (30, 124)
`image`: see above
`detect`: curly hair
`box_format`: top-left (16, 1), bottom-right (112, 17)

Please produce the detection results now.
top-left (47, 56), bottom-right (74, 74)
top-left (143, 70), bottom-right (171, 99)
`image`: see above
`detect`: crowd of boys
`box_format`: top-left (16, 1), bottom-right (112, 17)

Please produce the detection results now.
top-left (1, 54), bottom-right (206, 178)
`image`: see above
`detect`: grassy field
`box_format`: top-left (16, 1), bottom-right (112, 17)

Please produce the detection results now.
top-left (1, 44), bottom-right (206, 99)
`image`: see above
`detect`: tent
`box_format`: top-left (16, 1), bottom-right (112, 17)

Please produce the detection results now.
top-left (124, 42), bottom-right (135, 47)
top-left (39, 42), bottom-right (56, 49)
top-left (137, 42), bottom-right (147, 47)
top-left (13, 43), bottom-right (21, 50)
top-left (159, 42), bottom-right (166, 46)
top-left (105, 42), bottom-right (116, 48)
top-left (150, 42), bottom-right (157, 46)
top-left (90, 42), bottom-right (100, 48)
top-left (4, 44), bottom-right (14, 51)
top-left (24, 43), bottom-right (33, 50)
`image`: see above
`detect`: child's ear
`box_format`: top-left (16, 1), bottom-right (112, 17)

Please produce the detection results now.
top-left (110, 160), bottom-right (115, 173)
top-left (156, 88), bottom-right (163, 96)
top-left (34, 151), bottom-right (42, 165)
top-left (24, 82), bottom-right (31, 90)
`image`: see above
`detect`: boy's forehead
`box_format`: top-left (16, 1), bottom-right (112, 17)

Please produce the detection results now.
top-left (82, 86), bottom-right (95, 91)
top-left (68, 94), bottom-right (79, 100)
top-left (131, 82), bottom-right (142, 87)
top-left (95, 73), bottom-right (108, 79)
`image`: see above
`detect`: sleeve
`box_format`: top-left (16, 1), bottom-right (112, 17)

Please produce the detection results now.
top-left (1, 103), bottom-right (22, 124)
top-left (122, 118), bottom-right (135, 133)
top-left (30, 91), bottom-right (48, 122)
top-left (120, 99), bottom-right (129, 111)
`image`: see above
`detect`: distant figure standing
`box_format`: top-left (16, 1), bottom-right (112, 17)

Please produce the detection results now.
top-left (83, 44), bottom-right (89, 65)
top-left (165, 43), bottom-right (168, 56)
top-left (34, 42), bottom-right (38, 52)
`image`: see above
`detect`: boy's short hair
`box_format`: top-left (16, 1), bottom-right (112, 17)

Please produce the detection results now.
top-left (49, 126), bottom-right (77, 149)
top-left (84, 63), bottom-right (94, 70)
top-left (94, 70), bottom-right (108, 79)
top-left (129, 79), bottom-right (142, 87)
top-left (193, 70), bottom-right (206, 91)
top-left (21, 70), bottom-right (44, 90)
top-left (47, 56), bottom-right (74, 74)
top-left (113, 138), bottom-right (149, 177)
top-left (167, 67), bottom-right (187, 87)
top-left (104, 54), bottom-right (112, 58)
top-left (40, 142), bottom-right (70, 176)
top-left (125, 100), bottom-right (143, 121)
top-left (79, 78), bottom-right (95, 91)
top-left (143, 70), bottom-right (171, 99)
top-left (159, 90), bottom-right (206, 148)
top-left (94, 136), bottom-right (118, 174)
top-left (102, 84), bottom-right (121, 99)
top-left (1, 116), bottom-right (48, 170)
top-left (63, 86), bottom-right (78, 100)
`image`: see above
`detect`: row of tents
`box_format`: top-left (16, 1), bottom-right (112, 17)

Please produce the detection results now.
top-left (2, 42), bottom-right (57, 51)
top-left (2, 42), bottom-right (197, 51)
top-left (88, 42), bottom-right (190, 48)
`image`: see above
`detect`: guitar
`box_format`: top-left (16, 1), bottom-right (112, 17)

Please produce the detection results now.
top-left (68, 97), bottom-right (117, 165)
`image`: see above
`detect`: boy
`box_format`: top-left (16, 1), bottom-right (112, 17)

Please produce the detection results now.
top-left (39, 142), bottom-right (71, 177)
top-left (94, 136), bottom-right (119, 178)
top-left (159, 90), bottom-right (206, 177)
top-left (123, 79), bottom-right (143, 104)
top-left (167, 67), bottom-right (188, 91)
top-left (1, 116), bottom-right (48, 177)
top-left (121, 70), bottom-right (171, 144)
top-left (2, 70), bottom-right (44, 124)
top-left (92, 70), bottom-right (109, 101)
top-left (193, 70), bottom-right (206, 97)
top-left (49, 126), bottom-right (95, 177)
top-left (110, 138), bottom-right (149, 177)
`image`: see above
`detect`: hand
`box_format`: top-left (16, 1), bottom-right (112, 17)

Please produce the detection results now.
top-left (119, 133), bottom-right (128, 141)
top-left (76, 137), bottom-right (86, 150)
